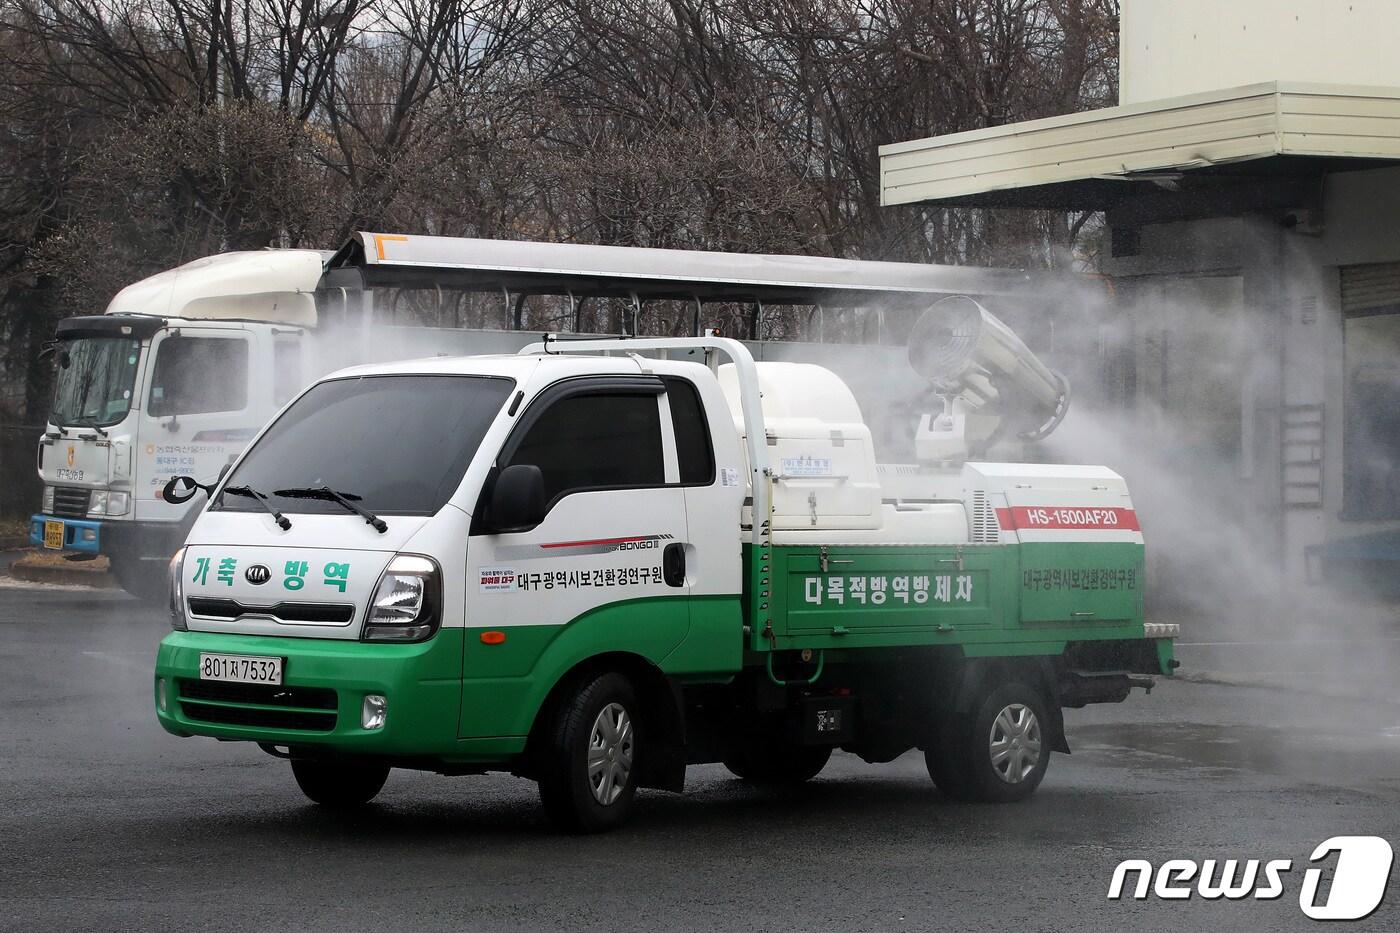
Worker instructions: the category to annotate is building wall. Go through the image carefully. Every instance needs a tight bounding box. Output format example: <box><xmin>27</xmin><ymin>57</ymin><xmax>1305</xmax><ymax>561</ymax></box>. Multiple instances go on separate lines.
<box><xmin>1121</xmin><ymin>0</ymin><xmax>1400</xmax><ymax>105</ymax></box>
<box><xmin>1102</xmin><ymin>165</ymin><xmax>1400</xmax><ymax>589</ymax></box>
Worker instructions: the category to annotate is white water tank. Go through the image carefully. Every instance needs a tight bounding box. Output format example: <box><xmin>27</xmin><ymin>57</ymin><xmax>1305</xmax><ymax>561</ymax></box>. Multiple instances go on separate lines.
<box><xmin>717</xmin><ymin>362</ymin><xmax>882</xmax><ymax>530</ymax></box>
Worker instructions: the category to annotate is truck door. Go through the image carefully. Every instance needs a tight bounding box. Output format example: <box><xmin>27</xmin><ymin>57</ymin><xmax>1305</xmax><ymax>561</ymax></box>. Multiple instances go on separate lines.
<box><xmin>136</xmin><ymin>328</ymin><xmax>255</xmax><ymax>524</ymax></box>
<box><xmin>465</xmin><ymin>376</ymin><xmax>692</xmax><ymax>667</ymax></box>
<box><xmin>660</xmin><ymin>374</ymin><xmax>744</xmax><ymax>668</ymax></box>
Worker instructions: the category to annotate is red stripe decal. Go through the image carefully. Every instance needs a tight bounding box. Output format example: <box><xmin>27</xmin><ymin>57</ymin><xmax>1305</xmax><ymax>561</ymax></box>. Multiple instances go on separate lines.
<box><xmin>996</xmin><ymin>506</ymin><xmax>1139</xmax><ymax>532</ymax></box>
<box><xmin>540</xmin><ymin>536</ymin><xmax>650</xmax><ymax>550</ymax></box>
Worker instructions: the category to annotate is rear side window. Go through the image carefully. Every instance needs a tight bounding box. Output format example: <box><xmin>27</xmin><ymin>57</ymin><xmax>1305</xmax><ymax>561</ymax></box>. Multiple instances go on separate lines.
<box><xmin>149</xmin><ymin>336</ymin><xmax>249</xmax><ymax>416</ymax></box>
<box><xmin>664</xmin><ymin>377</ymin><xmax>715</xmax><ymax>485</ymax></box>
<box><xmin>272</xmin><ymin>337</ymin><xmax>303</xmax><ymax>406</ymax></box>
<box><xmin>508</xmin><ymin>393</ymin><xmax>663</xmax><ymax>502</ymax></box>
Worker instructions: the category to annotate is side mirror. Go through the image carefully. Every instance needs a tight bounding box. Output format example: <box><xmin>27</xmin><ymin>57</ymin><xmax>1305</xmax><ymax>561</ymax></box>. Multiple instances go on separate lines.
<box><xmin>162</xmin><ymin>475</ymin><xmax>214</xmax><ymax>505</ymax></box>
<box><xmin>218</xmin><ymin>462</ymin><xmax>233</xmax><ymax>483</ymax></box>
<box><xmin>489</xmin><ymin>464</ymin><xmax>546</xmax><ymax>533</ymax></box>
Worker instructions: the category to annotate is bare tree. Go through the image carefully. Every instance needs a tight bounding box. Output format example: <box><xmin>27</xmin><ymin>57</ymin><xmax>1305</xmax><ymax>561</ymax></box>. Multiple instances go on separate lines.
<box><xmin>0</xmin><ymin>0</ymin><xmax>1121</xmax><ymax>428</ymax></box>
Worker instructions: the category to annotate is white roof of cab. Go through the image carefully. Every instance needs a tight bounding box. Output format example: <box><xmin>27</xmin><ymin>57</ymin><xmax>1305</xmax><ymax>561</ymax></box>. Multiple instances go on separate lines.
<box><xmin>320</xmin><ymin>349</ymin><xmax>692</xmax><ymax>385</ymax></box>
<box><xmin>106</xmin><ymin>249</ymin><xmax>328</xmax><ymax>326</ymax></box>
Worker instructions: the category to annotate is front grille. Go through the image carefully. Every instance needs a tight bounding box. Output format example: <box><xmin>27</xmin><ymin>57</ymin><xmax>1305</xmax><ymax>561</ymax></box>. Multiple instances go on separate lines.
<box><xmin>181</xmin><ymin>703</ymin><xmax>337</xmax><ymax>731</ymax></box>
<box><xmin>176</xmin><ymin>678</ymin><xmax>338</xmax><ymax>732</ymax></box>
<box><xmin>51</xmin><ymin>486</ymin><xmax>89</xmax><ymax>518</ymax></box>
<box><xmin>187</xmin><ymin>597</ymin><xmax>355</xmax><ymax>626</ymax></box>
<box><xmin>177</xmin><ymin>678</ymin><xmax>337</xmax><ymax>709</ymax></box>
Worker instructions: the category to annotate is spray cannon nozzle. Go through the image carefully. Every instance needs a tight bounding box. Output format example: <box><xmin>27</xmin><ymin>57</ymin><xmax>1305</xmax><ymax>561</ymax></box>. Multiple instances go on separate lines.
<box><xmin>907</xmin><ymin>295</ymin><xmax>1071</xmax><ymax>459</ymax></box>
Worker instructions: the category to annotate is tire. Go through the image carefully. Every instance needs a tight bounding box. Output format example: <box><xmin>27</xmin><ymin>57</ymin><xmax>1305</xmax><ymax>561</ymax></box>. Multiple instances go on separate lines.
<box><xmin>291</xmin><ymin>758</ymin><xmax>390</xmax><ymax>808</ymax></box>
<box><xmin>925</xmin><ymin>681</ymin><xmax>1050</xmax><ymax>803</ymax></box>
<box><xmin>722</xmin><ymin>738</ymin><xmax>832</xmax><ymax>784</ymax></box>
<box><xmin>110</xmin><ymin>552</ymin><xmax>168</xmax><ymax>604</ymax></box>
<box><xmin>536</xmin><ymin>672</ymin><xmax>641</xmax><ymax>833</ymax></box>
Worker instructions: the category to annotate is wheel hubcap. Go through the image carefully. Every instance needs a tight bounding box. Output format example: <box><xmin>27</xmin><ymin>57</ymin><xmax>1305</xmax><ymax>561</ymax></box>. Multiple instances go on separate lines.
<box><xmin>587</xmin><ymin>702</ymin><xmax>634</xmax><ymax>805</ymax></box>
<box><xmin>989</xmin><ymin>703</ymin><xmax>1042</xmax><ymax>784</ymax></box>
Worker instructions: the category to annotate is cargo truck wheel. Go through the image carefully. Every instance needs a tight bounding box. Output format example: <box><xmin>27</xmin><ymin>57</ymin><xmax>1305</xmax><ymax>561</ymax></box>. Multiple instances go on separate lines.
<box><xmin>291</xmin><ymin>758</ymin><xmax>390</xmax><ymax>808</ymax></box>
<box><xmin>537</xmin><ymin>672</ymin><xmax>640</xmax><ymax>833</ymax></box>
<box><xmin>722</xmin><ymin>739</ymin><xmax>831</xmax><ymax>784</ymax></box>
<box><xmin>926</xmin><ymin>682</ymin><xmax>1049</xmax><ymax>803</ymax></box>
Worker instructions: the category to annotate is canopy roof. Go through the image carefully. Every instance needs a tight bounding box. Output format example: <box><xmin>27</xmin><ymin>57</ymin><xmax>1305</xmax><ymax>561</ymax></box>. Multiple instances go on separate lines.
<box><xmin>880</xmin><ymin>82</ymin><xmax>1400</xmax><ymax>212</ymax></box>
<box><xmin>328</xmin><ymin>232</ymin><xmax>1040</xmax><ymax>306</ymax></box>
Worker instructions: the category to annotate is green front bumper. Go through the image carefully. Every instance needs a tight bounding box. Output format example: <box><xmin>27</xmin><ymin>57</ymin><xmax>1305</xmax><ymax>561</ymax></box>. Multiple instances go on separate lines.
<box><xmin>154</xmin><ymin>630</ymin><xmax>525</xmax><ymax>762</ymax></box>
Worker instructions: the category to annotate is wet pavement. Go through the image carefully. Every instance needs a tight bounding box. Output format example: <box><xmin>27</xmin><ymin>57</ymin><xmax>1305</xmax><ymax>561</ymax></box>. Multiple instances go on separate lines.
<box><xmin>2</xmin><ymin>580</ymin><xmax>1399</xmax><ymax>931</ymax></box>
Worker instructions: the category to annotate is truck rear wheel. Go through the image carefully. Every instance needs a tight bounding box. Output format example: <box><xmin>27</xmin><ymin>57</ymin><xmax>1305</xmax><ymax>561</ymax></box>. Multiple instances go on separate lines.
<box><xmin>926</xmin><ymin>682</ymin><xmax>1049</xmax><ymax>803</ymax></box>
<box><xmin>722</xmin><ymin>739</ymin><xmax>832</xmax><ymax>784</ymax></box>
<box><xmin>537</xmin><ymin>672</ymin><xmax>640</xmax><ymax>833</ymax></box>
<box><xmin>291</xmin><ymin>758</ymin><xmax>390</xmax><ymax>808</ymax></box>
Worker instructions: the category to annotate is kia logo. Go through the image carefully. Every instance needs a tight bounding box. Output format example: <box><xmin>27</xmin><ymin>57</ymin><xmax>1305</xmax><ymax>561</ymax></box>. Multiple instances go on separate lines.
<box><xmin>245</xmin><ymin>564</ymin><xmax>271</xmax><ymax>585</ymax></box>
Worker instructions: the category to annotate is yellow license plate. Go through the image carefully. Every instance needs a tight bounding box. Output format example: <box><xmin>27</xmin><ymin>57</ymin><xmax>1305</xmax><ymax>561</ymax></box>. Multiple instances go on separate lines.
<box><xmin>43</xmin><ymin>520</ymin><xmax>64</xmax><ymax>550</ymax></box>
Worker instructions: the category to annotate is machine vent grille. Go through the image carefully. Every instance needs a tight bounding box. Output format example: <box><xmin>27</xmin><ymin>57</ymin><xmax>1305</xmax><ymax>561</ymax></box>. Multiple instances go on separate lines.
<box><xmin>970</xmin><ymin>491</ymin><xmax>998</xmax><ymax>543</ymax></box>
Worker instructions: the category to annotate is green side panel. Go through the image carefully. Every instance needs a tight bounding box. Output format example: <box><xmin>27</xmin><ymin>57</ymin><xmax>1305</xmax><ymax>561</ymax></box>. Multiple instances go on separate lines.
<box><xmin>660</xmin><ymin>595</ymin><xmax>744</xmax><ymax>680</ymax></box>
<box><xmin>752</xmin><ymin>540</ymin><xmax>1148</xmax><ymax>656</ymax></box>
<box><xmin>456</xmin><ymin>594</ymin><xmax>705</xmax><ymax>741</ymax></box>
<box><xmin>775</xmin><ymin>545</ymin><xmax>1012</xmax><ymax>636</ymax></box>
<box><xmin>1017</xmin><ymin>541</ymin><xmax>1145</xmax><ymax>623</ymax></box>
<box><xmin>155</xmin><ymin>629</ymin><xmax>478</xmax><ymax>757</ymax></box>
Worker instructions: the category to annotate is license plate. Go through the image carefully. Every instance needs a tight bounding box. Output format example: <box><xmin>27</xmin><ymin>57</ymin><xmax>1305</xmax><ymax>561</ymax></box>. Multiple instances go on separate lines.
<box><xmin>198</xmin><ymin>653</ymin><xmax>283</xmax><ymax>685</ymax></box>
<box><xmin>43</xmin><ymin>520</ymin><xmax>64</xmax><ymax>550</ymax></box>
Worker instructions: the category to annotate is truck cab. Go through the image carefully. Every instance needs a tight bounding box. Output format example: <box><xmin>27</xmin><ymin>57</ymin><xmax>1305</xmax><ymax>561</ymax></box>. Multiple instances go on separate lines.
<box><xmin>31</xmin><ymin>251</ymin><xmax>322</xmax><ymax>598</ymax></box>
<box><xmin>154</xmin><ymin>334</ymin><xmax>1177</xmax><ymax>832</ymax></box>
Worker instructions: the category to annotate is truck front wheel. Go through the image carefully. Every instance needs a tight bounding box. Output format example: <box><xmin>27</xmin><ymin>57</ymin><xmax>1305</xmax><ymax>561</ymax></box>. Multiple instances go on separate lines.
<box><xmin>926</xmin><ymin>682</ymin><xmax>1050</xmax><ymax>803</ymax></box>
<box><xmin>537</xmin><ymin>672</ymin><xmax>640</xmax><ymax>833</ymax></box>
<box><xmin>722</xmin><ymin>739</ymin><xmax>832</xmax><ymax>784</ymax></box>
<box><xmin>290</xmin><ymin>758</ymin><xmax>390</xmax><ymax>808</ymax></box>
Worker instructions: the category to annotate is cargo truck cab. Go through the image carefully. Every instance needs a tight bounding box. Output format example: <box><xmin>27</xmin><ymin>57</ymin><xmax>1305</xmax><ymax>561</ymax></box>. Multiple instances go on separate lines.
<box><xmin>31</xmin><ymin>250</ymin><xmax>322</xmax><ymax>598</ymax></box>
<box><xmin>155</xmin><ymin>330</ymin><xmax>1177</xmax><ymax>833</ymax></box>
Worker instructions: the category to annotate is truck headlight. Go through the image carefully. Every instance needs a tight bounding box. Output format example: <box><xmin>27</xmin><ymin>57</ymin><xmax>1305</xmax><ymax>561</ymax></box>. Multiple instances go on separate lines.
<box><xmin>168</xmin><ymin>546</ymin><xmax>187</xmax><ymax>631</ymax></box>
<box><xmin>90</xmin><ymin>491</ymin><xmax>129</xmax><ymax>516</ymax></box>
<box><xmin>362</xmin><ymin>554</ymin><xmax>441</xmax><ymax>642</ymax></box>
<box><xmin>42</xmin><ymin>486</ymin><xmax>54</xmax><ymax>513</ymax></box>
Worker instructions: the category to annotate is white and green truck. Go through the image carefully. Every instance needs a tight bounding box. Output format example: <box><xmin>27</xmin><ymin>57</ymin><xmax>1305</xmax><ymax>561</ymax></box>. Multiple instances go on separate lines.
<box><xmin>153</xmin><ymin>297</ymin><xmax>1177</xmax><ymax>832</ymax></box>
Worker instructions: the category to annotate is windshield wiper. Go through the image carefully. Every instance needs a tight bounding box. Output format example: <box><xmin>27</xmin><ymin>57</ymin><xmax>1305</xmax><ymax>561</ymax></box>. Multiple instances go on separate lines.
<box><xmin>275</xmin><ymin>486</ymin><xmax>387</xmax><ymax>533</ymax></box>
<box><xmin>222</xmin><ymin>484</ymin><xmax>292</xmax><ymax>530</ymax></box>
<box><xmin>61</xmin><ymin>417</ymin><xmax>108</xmax><ymax>438</ymax></box>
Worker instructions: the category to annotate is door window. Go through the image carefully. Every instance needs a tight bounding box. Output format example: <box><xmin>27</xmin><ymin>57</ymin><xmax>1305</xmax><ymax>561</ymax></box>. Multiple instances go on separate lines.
<box><xmin>148</xmin><ymin>335</ymin><xmax>249</xmax><ymax>416</ymax></box>
<box><xmin>663</xmin><ymin>377</ymin><xmax>714</xmax><ymax>485</ymax></box>
<box><xmin>507</xmin><ymin>392</ymin><xmax>664</xmax><ymax>504</ymax></box>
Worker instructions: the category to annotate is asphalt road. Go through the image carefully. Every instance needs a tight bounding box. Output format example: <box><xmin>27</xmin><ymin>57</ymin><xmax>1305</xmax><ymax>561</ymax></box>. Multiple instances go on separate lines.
<box><xmin>3</xmin><ymin>579</ymin><xmax>1400</xmax><ymax>932</ymax></box>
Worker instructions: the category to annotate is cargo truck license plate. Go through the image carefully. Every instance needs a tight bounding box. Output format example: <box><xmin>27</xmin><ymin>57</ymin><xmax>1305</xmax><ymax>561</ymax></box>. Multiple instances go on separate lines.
<box><xmin>42</xmin><ymin>520</ymin><xmax>63</xmax><ymax>550</ymax></box>
<box><xmin>198</xmin><ymin>653</ymin><xmax>283</xmax><ymax>685</ymax></box>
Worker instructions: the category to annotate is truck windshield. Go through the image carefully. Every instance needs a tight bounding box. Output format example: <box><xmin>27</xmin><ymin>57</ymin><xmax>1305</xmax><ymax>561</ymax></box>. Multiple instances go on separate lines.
<box><xmin>215</xmin><ymin>374</ymin><xmax>514</xmax><ymax>517</ymax></box>
<box><xmin>50</xmin><ymin>336</ymin><xmax>142</xmax><ymax>427</ymax></box>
